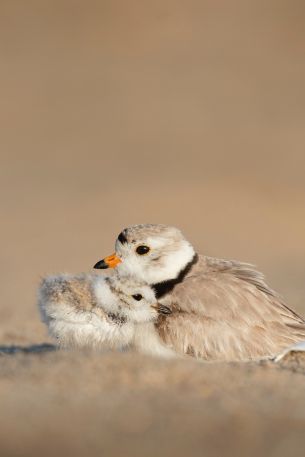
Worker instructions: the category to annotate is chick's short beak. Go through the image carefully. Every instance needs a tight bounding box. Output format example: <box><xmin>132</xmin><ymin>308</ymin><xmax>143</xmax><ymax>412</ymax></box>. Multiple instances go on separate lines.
<box><xmin>94</xmin><ymin>253</ymin><xmax>122</xmax><ymax>269</ymax></box>
<box><xmin>155</xmin><ymin>304</ymin><xmax>172</xmax><ymax>315</ymax></box>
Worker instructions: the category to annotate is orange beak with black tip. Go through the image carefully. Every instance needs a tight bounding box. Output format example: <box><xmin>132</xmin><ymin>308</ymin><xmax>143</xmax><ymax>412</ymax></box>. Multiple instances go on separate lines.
<box><xmin>94</xmin><ymin>253</ymin><xmax>122</xmax><ymax>269</ymax></box>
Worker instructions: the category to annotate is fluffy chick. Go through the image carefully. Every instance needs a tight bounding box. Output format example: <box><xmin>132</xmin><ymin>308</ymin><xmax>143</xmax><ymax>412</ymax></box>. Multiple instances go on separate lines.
<box><xmin>38</xmin><ymin>273</ymin><xmax>174</xmax><ymax>357</ymax></box>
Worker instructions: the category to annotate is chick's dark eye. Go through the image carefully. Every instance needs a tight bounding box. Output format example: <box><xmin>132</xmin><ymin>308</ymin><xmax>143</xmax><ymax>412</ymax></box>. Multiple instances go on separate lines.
<box><xmin>132</xmin><ymin>294</ymin><xmax>143</xmax><ymax>301</ymax></box>
<box><xmin>136</xmin><ymin>245</ymin><xmax>150</xmax><ymax>255</ymax></box>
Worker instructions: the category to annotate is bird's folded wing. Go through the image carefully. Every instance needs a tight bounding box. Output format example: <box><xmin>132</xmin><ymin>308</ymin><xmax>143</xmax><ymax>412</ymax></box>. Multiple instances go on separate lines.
<box><xmin>156</xmin><ymin>259</ymin><xmax>305</xmax><ymax>360</ymax></box>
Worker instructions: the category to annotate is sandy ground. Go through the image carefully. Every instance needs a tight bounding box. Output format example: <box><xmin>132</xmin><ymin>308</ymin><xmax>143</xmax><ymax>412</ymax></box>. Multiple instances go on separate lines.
<box><xmin>1</xmin><ymin>1</ymin><xmax>305</xmax><ymax>455</ymax></box>
<box><xmin>1</xmin><ymin>350</ymin><xmax>305</xmax><ymax>457</ymax></box>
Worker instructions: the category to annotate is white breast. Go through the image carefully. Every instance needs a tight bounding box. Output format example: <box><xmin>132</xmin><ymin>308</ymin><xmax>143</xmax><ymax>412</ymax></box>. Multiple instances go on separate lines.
<box><xmin>132</xmin><ymin>322</ymin><xmax>177</xmax><ymax>358</ymax></box>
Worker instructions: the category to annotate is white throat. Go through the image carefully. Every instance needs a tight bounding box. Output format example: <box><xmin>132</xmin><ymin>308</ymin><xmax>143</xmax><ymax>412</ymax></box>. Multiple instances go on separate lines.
<box><xmin>117</xmin><ymin>242</ymin><xmax>195</xmax><ymax>284</ymax></box>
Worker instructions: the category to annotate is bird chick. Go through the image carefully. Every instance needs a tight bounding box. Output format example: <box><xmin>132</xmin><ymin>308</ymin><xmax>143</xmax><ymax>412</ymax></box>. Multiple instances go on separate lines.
<box><xmin>38</xmin><ymin>273</ymin><xmax>175</xmax><ymax>357</ymax></box>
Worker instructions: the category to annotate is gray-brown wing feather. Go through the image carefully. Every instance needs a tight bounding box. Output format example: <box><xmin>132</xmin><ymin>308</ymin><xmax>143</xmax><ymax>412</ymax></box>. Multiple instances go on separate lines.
<box><xmin>156</xmin><ymin>256</ymin><xmax>305</xmax><ymax>361</ymax></box>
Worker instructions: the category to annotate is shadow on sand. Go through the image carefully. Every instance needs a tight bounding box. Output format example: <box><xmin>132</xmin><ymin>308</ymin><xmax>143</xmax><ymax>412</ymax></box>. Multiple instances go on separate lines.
<box><xmin>0</xmin><ymin>343</ymin><xmax>57</xmax><ymax>355</ymax></box>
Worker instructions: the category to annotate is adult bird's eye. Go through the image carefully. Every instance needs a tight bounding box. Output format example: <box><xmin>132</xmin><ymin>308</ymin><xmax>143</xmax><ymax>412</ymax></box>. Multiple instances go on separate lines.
<box><xmin>136</xmin><ymin>245</ymin><xmax>150</xmax><ymax>255</ymax></box>
<box><xmin>132</xmin><ymin>294</ymin><xmax>143</xmax><ymax>301</ymax></box>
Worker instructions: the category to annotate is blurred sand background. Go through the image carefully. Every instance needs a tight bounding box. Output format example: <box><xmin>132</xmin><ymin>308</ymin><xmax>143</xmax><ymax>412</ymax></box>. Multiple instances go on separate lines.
<box><xmin>1</xmin><ymin>1</ymin><xmax>305</xmax><ymax>456</ymax></box>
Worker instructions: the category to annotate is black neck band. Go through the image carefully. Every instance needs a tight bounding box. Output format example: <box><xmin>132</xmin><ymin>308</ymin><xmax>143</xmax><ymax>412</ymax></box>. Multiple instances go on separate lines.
<box><xmin>152</xmin><ymin>253</ymin><xmax>198</xmax><ymax>299</ymax></box>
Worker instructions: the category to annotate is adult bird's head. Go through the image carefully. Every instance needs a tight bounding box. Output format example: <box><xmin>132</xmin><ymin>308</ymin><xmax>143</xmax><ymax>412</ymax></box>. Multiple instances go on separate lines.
<box><xmin>93</xmin><ymin>224</ymin><xmax>195</xmax><ymax>284</ymax></box>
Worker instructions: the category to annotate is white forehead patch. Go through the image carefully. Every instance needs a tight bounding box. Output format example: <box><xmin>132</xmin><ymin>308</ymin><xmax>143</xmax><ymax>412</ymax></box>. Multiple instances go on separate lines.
<box><xmin>145</xmin><ymin>236</ymin><xmax>170</xmax><ymax>249</ymax></box>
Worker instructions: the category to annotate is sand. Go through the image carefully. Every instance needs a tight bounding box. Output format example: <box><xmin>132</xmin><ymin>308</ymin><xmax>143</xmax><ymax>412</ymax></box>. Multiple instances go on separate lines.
<box><xmin>0</xmin><ymin>350</ymin><xmax>305</xmax><ymax>457</ymax></box>
<box><xmin>1</xmin><ymin>1</ymin><xmax>305</xmax><ymax>455</ymax></box>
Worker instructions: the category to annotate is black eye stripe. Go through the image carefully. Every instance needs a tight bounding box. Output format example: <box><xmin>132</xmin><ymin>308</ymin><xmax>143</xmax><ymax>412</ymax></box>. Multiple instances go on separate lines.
<box><xmin>118</xmin><ymin>231</ymin><xmax>128</xmax><ymax>244</ymax></box>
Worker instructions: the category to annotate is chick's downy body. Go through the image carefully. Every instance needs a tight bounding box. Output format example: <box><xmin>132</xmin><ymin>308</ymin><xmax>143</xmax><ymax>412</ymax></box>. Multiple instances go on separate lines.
<box><xmin>38</xmin><ymin>273</ymin><xmax>173</xmax><ymax>357</ymax></box>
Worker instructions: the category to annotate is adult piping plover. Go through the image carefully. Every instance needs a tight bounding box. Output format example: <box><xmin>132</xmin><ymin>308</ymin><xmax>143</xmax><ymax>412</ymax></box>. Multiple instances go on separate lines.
<box><xmin>38</xmin><ymin>273</ymin><xmax>174</xmax><ymax>357</ymax></box>
<box><xmin>94</xmin><ymin>224</ymin><xmax>305</xmax><ymax>361</ymax></box>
